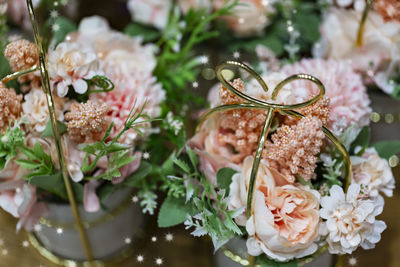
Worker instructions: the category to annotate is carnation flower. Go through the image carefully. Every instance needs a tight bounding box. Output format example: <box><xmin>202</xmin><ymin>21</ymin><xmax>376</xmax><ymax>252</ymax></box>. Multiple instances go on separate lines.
<box><xmin>0</xmin><ymin>83</ymin><xmax>23</xmax><ymax>133</ymax></box>
<box><xmin>70</xmin><ymin>16</ymin><xmax>165</xmax><ymax>145</ymax></box>
<box><xmin>282</xmin><ymin>59</ymin><xmax>372</xmax><ymax>131</ymax></box>
<box><xmin>319</xmin><ymin>184</ymin><xmax>387</xmax><ymax>254</ymax></box>
<box><xmin>48</xmin><ymin>42</ymin><xmax>102</xmax><ymax>97</ymax></box>
<box><xmin>352</xmin><ymin>148</ymin><xmax>395</xmax><ymax>198</ymax></box>
<box><xmin>22</xmin><ymin>88</ymin><xmax>65</xmax><ymax>134</ymax></box>
<box><xmin>229</xmin><ymin>156</ymin><xmax>321</xmax><ymax>261</ymax></box>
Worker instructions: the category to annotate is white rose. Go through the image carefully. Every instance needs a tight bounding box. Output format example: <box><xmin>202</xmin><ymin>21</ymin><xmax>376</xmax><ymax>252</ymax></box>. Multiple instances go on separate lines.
<box><xmin>351</xmin><ymin>148</ymin><xmax>395</xmax><ymax>198</ymax></box>
<box><xmin>317</xmin><ymin>8</ymin><xmax>400</xmax><ymax>73</ymax></box>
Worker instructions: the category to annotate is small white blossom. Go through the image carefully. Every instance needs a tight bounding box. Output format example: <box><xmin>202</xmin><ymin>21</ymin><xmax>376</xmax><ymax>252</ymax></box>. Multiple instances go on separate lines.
<box><xmin>166</xmin><ymin>112</ymin><xmax>183</xmax><ymax>135</ymax></box>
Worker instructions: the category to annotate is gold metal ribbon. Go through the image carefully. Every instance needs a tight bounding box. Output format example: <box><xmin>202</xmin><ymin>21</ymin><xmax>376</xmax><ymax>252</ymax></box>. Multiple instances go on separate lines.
<box><xmin>196</xmin><ymin>61</ymin><xmax>352</xmax><ymax>266</ymax></box>
<box><xmin>25</xmin><ymin>0</ymin><xmax>94</xmax><ymax>263</ymax></box>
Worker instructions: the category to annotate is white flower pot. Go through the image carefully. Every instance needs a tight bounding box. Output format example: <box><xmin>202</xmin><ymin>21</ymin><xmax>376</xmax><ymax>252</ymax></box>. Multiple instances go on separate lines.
<box><xmin>31</xmin><ymin>188</ymin><xmax>144</xmax><ymax>262</ymax></box>
<box><xmin>214</xmin><ymin>237</ymin><xmax>333</xmax><ymax>267</ymax></box>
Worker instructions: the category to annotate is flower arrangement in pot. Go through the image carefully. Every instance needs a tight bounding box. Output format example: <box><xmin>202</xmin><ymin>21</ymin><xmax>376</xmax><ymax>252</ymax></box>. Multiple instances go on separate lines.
<box><xmin>157</xmin><ymin>59</ymin><xmax>397</xmax><ymax>267</ymax></box>
<box><xmin>0</xmin><ymin>0</ymin><xmax>168</xmax><ymax>264</ymax></box>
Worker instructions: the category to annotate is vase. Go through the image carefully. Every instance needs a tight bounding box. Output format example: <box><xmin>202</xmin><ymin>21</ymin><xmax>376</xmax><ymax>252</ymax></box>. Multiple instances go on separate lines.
<box><xmin>214</xmin><ymin>237</ymin><xmax>334</xmax><ymax>267</ymax></box>
<box><xmin>29</xmin><ymin>187</ymin><xmax>144</xmax><ymax>264</ymax></box>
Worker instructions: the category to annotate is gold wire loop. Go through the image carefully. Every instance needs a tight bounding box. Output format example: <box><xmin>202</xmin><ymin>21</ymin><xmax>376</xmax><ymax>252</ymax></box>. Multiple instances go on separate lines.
<box><xmin>196</xmin><ymin>61</ymin><xmax>353</xmax><ymax>266</ymax></box>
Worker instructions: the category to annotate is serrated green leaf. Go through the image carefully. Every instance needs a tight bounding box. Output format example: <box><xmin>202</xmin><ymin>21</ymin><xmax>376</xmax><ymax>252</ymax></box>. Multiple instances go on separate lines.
<box><xmin>174</xmin><ymin>158</ymin><xmax>191</xmax><ymax>173</ymax></box>
<box><xmin>158</xmin><ymin>196</ymin><xmax>196</xmax><ymax>228</ymax></box>
<box><xmin>217</xmin><ymin>168</ymin><xmax>236</xmax><ymax>195</ymax></box>
<box><xmin>41</xmin><ymin>120</ymin><xmax>68</xmax><ymax>138</ymax></box>
<box><xmin>372</xmin><ymin>140</ymin><xmax>400</xmax><ymax>159</ymax></box>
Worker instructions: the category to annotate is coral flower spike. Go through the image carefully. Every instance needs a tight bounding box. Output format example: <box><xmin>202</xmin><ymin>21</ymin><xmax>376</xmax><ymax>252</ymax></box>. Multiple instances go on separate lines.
<box><xmin>196</xmin><ymin>61</ymin><xmax>353</xmax><ymax>267</ymax></box>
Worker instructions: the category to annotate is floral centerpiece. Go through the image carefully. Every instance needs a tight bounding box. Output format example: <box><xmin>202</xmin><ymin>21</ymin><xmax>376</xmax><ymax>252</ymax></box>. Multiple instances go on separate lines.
<box><xmin>157</xmin><ymin>58</ymin><xmax>397</xmax><ymax>266</ymax></box>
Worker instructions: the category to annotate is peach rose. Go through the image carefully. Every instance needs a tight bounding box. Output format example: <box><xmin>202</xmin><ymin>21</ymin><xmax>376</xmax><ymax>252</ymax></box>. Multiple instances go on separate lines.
<box><xmin>229</xmin><ymin>156</ymin><xmax>321</xmax><ymax>261</ymax></box>
<box><xmin>188</xmin><ymin>115</ymin><xmax>241</xmax><ymax>184</ymax></box>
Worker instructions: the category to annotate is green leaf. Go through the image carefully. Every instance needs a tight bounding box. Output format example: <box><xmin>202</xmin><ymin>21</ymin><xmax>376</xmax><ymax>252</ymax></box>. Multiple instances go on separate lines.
<box><xmin>124</xmin><ymin>23</ymin><xmax>161</xmax><ymax>42</ymax></box>
<box><xmin>372</xmin><ymin>141</ymin><xmax>400</xmax><ymax>159</ymax></box>
<box><xmin>174</xmin><ymin>158</ymin><xmax>191</xmax><ymax>173</ymax></box>
<box><xmin>15</xmin><ymin>159</ymin><xmax>39</xmax><ymax>170</ymax></box>
<box><xmin>51</xmin><ymin>17</ymin><xmax>77</xmax><ymax>46</ymax></box>
<box><xmin>123</xmin><ymin>161</ymin><xmax>152</xmax><ymax>187</ymax></box>
<box><xmin>72</xmin><ymin>182</ymin><xmax>84</xmax><ymax>204</ymax></box>
<box><xmin>42</xmin><ymin>120</ymin><xmax>68</xmax><ymax>138</ymax></box>
<box><xmin>158</xmin><ymin>196</ymin><xmax>195</xmax><ymax>228</ymax></box>
<box><xmin>0</xmin><ymin>158</ymin><xmax>6</xmax><ymax>170</ymax></box>
<box><xmin>29</xmin><ymin>173</ymin><xmax>67</xmax><ymax>200</ymax></box>
<box><xmin>186</xmin><ymin>146</ymin><xmax>198</xmax><ymax>168</ymax></box>
<box><xmin>217</xmin><ymin>168</ymin><xmax>236</xmax><ymax>195</ymax></box>
<box><xmin>350</xmin><ymin>126</ymin><xmax>370</xmax><ymax>154</ymax></box>
<box><xmin>97</xmin><ymin>183</ymin><xmax>117</xmax><ymax>203</ymax></box>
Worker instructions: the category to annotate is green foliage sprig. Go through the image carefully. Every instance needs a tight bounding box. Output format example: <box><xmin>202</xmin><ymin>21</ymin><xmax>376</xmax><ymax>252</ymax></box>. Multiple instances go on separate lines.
<box><xmin>80</xmin><ymin>100</ymin><xmax>156</xmax><ymax>180</ymax></box>
<box><xmin>158</xmin><ymin>145</ymin><xmax>243</xmax><ymax>250</ymax></box>
<box><xmin>0</xmin><ymin>119</ymin><xmax>26</xmax><ymax>169</ymax></box>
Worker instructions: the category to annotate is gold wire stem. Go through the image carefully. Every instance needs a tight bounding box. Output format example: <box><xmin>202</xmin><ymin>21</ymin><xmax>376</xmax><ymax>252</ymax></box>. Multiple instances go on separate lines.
<box><xmin>248</xmin><ymin>255</ymin><xmax>255</xmax><ymax>267</ymax></box>
<box><xmin>246</xmin><ymin>108</ymin><xmax>274</xmax><ymax>218</ymax></box>
<box><xmin>335</xmin><ymin>255</ymin><xmax>344</xmax><ymax>267</ymax></box>
<box><xmin>26</xmin><ymin>0</ymin><xmax>94</xmax><ymax>264</ymax></box>
<box><xmin>1</xmin><ymin>65</ymin><xmax>38</xmax><ymax>83</ymax></box>
<box><xmin>356</xmin><ymin>0</ymin><xmax>374</xmax><ymax>47</ymax></box>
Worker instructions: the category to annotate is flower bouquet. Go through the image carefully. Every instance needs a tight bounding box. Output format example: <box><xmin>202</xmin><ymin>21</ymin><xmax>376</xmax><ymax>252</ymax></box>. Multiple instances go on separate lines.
<box><xmin>0</xmin><ymin>0</ymin><xmax>168</xmax><ymax>263</ymax></box>
<box><xmin>157</xmin><ymin>57</ymin><xmax>397</xmax><ymax>266</ymax></box>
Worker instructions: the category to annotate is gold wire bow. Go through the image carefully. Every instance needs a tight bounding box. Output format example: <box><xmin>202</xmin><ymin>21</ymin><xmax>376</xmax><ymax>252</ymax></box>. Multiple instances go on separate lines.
<box><xmin>196</xmin><ymin>61</ymin><xmax>352</xmax><ymax>266</ymax></box>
